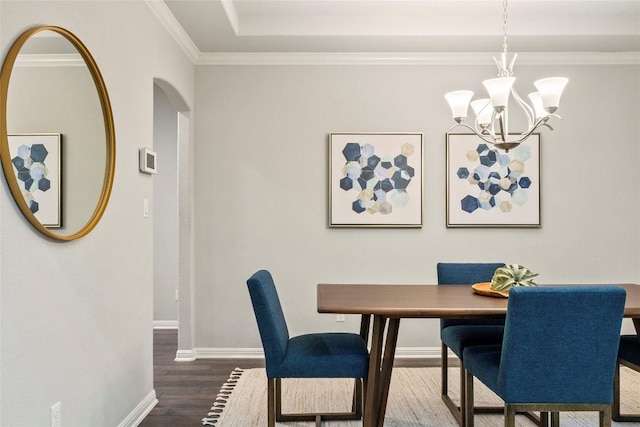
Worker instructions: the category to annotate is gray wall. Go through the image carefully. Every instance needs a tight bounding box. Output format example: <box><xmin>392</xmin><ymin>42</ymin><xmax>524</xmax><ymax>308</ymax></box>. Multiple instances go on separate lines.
<box><xmin>193</xmin><ymin>63</ymin><xmax>640</xmax><ymax>351</ymax></box>
<box><xmin>0</xmin><ymin>1</ymin><xmax>194</xmax><ymax>425</ymax></box>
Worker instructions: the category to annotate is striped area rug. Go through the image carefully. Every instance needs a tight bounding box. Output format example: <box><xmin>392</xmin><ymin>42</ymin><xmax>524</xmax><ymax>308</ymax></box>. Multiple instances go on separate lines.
<box><xmin>203</xmin><ymin>367</ymin><xmax>640</xmax><ymax>426</ymax></box>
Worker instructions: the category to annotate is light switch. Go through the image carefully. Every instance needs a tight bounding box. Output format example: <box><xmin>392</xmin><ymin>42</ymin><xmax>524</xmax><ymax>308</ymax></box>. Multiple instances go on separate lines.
<box><xmin>143</xmin><ymin>198</ymin><xmax>149</xmax><ymax>217</ymax></box>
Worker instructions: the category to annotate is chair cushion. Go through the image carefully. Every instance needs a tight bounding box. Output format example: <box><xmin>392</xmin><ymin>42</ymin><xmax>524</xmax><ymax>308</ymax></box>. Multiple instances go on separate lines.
<box><xmin>441</xmin><ymin>325</ymin><xmax>505</xmax><ymax>358</ymax></box>
<box><xmin>619</xmin><ymin>335</ymin><xmax>640</xmax><ymax>367</ymax></box>
<box><xmin>269</xmin><ymin>333</ymin><xmax>369</xmax><ymax>379</ymax></box>
<box><xmin>462</xmin><ymin>345</ymin><xmax>502</xmax><ymax>391</ymax></box>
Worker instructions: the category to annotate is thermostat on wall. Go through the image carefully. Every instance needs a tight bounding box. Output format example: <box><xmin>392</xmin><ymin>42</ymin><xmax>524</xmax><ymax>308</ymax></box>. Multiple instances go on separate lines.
<box><xmin>139</xmin><ymin>147</ymin><xmax>157</xmax><ymax>174</ymax></box>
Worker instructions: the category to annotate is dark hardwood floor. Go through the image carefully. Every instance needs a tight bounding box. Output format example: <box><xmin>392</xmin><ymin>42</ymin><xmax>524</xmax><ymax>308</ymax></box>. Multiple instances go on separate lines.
<box><xmin>140</xmin><ymin>329</ymin><xmax>265</xmax><ymax>426</ymax></box>
<box><xmin>140</xmin><ymin>329</ymin><xmax>437</xmax><ymax>426</ymax></box>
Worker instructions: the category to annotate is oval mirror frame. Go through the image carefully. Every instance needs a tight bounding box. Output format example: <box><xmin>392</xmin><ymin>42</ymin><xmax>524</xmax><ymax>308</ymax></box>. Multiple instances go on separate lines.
<box><xmin>0</xmin><ymin>26</ymin><xmax>115</xmax><ymax>241</ymax></box>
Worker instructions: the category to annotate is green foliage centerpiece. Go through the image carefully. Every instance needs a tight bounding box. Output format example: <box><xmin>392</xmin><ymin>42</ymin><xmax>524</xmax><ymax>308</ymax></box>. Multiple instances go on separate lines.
<box><xmin>490</xmin><ymin>264</ymin><xmax>539</xmax><ymax>292</ymax></box>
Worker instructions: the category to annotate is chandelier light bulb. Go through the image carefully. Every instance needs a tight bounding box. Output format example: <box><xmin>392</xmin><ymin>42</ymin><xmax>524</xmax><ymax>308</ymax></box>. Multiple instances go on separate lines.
<box><xmin>534</xmin><ymin>77</ymin><xmax>569</xmax><ymax>113</ymax></box>
<box><xmin>482</xmin><ymin>77</ymin><xmax>515</xmax><ymax>111</ymax></box>
<box><xmin>444</xmin><ymin>90</ymin><xmax>474</xmax><ymax>123</ymax></box>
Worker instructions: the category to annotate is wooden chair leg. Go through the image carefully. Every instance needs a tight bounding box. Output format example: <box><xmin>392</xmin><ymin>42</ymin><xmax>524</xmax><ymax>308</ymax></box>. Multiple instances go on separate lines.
<box><xmin>442</xmin><ymin>342</ymin><xmax>449</xmax><ymax>396</ymax></box>
<box><xmin>464</xmin><ymin>369</ymin><xmax>474</xmax><ymax>427</ymax></box>
<box><xmin>351</xmin><ymin>378</ymin><xmax>363</xmax><ymax>417</ymax></box>
<box><xmin>275</xmin><ymin>377</ymin><xmax>283</xmax><ymax>421</ymax></box>
<box><xmin>505</xmin><ymin>405</ymin><xmax>516</xmax><ymax>427</ymax></box>
<box><xmin>362</xmin><ymin>377</ymin><xmax>367</xmax><ymax>416</ymax></box>
<box><xmin>539</xmin><ymin>411</ymin><xmax>549</xmax><ymax>427</ymax></box>
<box><xmin>601</xmin><ymin>406</ymin><xmax>612</xmax><ymax>427</ymax></box>
<box><xmin>613</xmin><ymin>361</ymin><xmax>622</xmax><ymax>420</ymax></box>
<box><xmin>267</xmin><ymin>378</ymin><xmax>276</xmax><ymax>427</ymax></box>
<box><xmin>460</xmin><ymin>363</ymin><xmax>466</xmax><ymax>422</ymax></box>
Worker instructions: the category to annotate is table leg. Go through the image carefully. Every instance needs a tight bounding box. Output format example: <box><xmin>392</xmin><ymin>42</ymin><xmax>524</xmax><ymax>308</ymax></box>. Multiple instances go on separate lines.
<box><xmin>633</xmin><ymin>318</ymin><xmax>640</xmax><ymax>336</ymax></box>
<box><xmin>364</xmin><ymin>315</ymin><xmax>386</xmax><ymax>427</ymax></box>
<box><xmin>360</xmin><ymin>314</ymin><xmax>371</xmax><ymax>344</ymax></box>
<box><xmin>376</xmin><ymin>318</ymin><xmax>400</xmax><ymax>427</ymax></box>
<box><xmin>362</xmin><ymin>315</ymin><xmax>401</xmax><ymax>427</ymax></box>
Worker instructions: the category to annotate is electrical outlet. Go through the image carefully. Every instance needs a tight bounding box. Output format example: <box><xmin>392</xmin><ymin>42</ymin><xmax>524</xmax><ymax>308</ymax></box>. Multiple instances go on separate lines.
<box><xmin>51</xmin><ymin>402</ymin><xmax>61</xmax><ymax>427</ymax></box>
<box><xmin>336</xmin><ymin>314</ymin><xmax>346</xmax><ymax>322</ymax></box>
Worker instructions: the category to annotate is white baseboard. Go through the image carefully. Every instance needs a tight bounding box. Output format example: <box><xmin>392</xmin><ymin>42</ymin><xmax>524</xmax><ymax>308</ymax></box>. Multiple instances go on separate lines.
<box><xmin>191</xmin><ymin>347</ymin><xmax>441</xmax><ymax>359</ymax></box>
<box><xmin>117</xmin><ymin>390</ymin><xmax>157</xmax><ymax>427</ymax></box>
<box><xmin>175</xmin><ymin>349</ymin><xmax>197</xmax><ymax>362</ymax></box>
<box><xmin>153</xmin><ymin>320</ymin><xmax>178</xmax><ymax>329</ymax></box>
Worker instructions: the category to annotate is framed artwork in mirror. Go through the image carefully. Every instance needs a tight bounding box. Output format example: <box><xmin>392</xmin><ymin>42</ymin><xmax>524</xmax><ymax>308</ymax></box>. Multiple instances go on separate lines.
<box><xmin>8</xmin><ymin>133</ymin><xmax>62</xmax><ymax>227</ymax></box>
<box><xmin>446</xmin><ymin>133</ymin><xmax>540</xmax><ymax>228</ymax></box>
<box><xmin>329</xmin><ymin>132</ymin><xmax>423</xmax><ymax>228</ymax></box>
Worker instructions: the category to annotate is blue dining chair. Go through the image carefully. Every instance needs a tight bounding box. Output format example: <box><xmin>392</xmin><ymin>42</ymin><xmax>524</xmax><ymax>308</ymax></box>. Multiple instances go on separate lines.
<box><xmin>437</xmin><ymin>262</ymin><xmax>505</xmax><ymax>426</ymax></box>
<box><xmin>463</xmin><ymin>286</ymin><xmax>626</xmax><ymax>427</ymax></box>
<box><xmin>246</xmin><ymin>269</ymin><xmax>369</xmax><ymax>427</ymax></box>
<box><xmin>613</xmin><ymin>334</ymin><xmax>640</xmax><ymax>421</ymax></box>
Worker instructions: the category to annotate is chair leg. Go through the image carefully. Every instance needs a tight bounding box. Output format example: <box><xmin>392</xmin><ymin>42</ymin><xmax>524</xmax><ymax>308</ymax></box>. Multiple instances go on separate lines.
<box><xmin>442</xmin><ymin>342</ymin><xmax>449</xmax><ymax>396</ymax></box>
<box><xmin>539</xmin><ymin>412</ymin><xmax>549</xmax><ymax>427</ymax></box>
<box><xmin>351</xmin><ymin>378</ymin><xmax>363</xmax><ymax>417</ymax></box>
<box><xmin>601</xmin><ymin>406</ymin><xmax>612</xmax><ymax>427</ymax></box>
<box><xmin>267</xmin><ymin>378</ymin><xmax>276</xmax><ymax>427</ymax></box>
<box><xmin>275</xmin><ymin>377</ymin><xmax>283</xmax><ymax>421</ymax></box>
<box><xmin>442</xmin><ymin>343</ymin><xmax>465</xmax><ymax>427</ymax></box>
<box><xmin>505</xmin><ymin>405</ymin><xmax>516</xmax><ymax>427</ymax></box>
<box><xmin>464</xmin><ymin>369</ymin><xmax>474</xmax><ymax>427</ymax></box>
<box><xmin>551</xmin><ymin>412</ymin><xmax>560</xmax><ymax>427</ymax></box>
<box><xmin>613</xmin><ymin>361</ymin><xmax>621</xmax><ymax>420</ymax></box>
<box><xmin>459</xmin><ymin>363</ymin><xmax>466</xmax><ymax>422</ymax></box>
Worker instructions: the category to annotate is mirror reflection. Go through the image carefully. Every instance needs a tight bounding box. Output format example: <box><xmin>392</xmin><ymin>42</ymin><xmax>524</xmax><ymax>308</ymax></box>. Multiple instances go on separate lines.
<box><xmin>1</xmin><ymin>26</ymin><xmax>114</xmax><ymax>240</ymax></box>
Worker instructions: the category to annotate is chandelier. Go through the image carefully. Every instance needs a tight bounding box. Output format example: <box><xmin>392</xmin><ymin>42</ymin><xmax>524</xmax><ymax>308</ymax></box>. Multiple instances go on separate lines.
<box><xmin>444</xmin><ymin>0</ymin><xmax>568</xmax><ymax>151</ymax></box>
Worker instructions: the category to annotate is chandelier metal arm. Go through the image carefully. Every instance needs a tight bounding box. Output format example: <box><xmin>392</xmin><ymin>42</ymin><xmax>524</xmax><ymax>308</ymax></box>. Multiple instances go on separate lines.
<box><xmin>510</xmin><ymin>87</ymin><xmax>536</xmax><ymax>129</ymax></box>
<box><xmin>511</xmin><ymin>113</ymin><xmax>562</xmax><ymax>143</ymax></box>
<box><xmin>447</xmin><ymin>113</ymin><xmax>561</xmax><ymax>148</ymax></box>
<box><xmin>447</xmin><ymin>122</ymin><xmax>508</xmax><ymax>146</ymax></box>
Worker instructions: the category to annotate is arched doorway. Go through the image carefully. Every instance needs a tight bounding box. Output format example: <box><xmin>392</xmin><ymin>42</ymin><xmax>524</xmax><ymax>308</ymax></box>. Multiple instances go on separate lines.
<box><xmin>153</xmin><ymin>79</ymin><xmax>194</xmax><ymax>360</ymax></box>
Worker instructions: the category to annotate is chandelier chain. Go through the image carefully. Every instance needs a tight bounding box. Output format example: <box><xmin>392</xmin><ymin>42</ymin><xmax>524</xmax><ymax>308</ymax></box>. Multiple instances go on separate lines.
<box><xmin>502</xmin><ymin>0</ymin><xmax>509</xmax><ymax>54</ymax></box>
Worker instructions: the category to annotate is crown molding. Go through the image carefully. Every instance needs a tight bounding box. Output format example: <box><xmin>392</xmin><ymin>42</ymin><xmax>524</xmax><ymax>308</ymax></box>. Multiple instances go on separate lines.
<box><xmin>197</xmin><ymin>51</ymin><xmax>640</xmax><ymax>66</ymax></box>
<box><xmin>145</xmin><ymin>0</ymin><xmax>200</xmax><ymax>64</ymax></box>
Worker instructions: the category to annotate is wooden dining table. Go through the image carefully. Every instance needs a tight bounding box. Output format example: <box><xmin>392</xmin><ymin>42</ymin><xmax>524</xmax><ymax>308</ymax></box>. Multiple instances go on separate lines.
<box><xmin>317</xmin><ymin>283</ymin><xmax>640</xmax><ymax>427</ymax></box>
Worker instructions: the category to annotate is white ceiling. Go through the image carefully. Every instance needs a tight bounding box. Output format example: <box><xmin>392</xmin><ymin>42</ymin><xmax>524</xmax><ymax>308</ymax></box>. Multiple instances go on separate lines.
<box><xmin>160</xmin><ymin>0</ymin><xmax>640</xmax><ymax>56</ymax></box>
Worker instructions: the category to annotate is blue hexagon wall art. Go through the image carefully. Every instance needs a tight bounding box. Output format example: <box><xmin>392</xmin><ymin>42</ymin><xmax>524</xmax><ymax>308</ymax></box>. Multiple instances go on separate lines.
<box><xmin>446</xmin><ymin>133</ymin><xmax>540</xmax><ymax>227</ymax></box>
<box><xmin>7</xmin><ymin>134</ymin><xmax>63</xmax><ymax>227</ymax></box>
<box><xmin>330</xmin><ymin>133</ymin><xmax>423</xmax><ymax>227</ymax></box>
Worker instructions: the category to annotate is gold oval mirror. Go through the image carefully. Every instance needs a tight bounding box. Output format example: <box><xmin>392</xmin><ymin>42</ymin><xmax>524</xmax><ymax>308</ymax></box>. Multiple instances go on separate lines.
<box><xmin>0</xmin><ymin>26</ymin><xmax>115</xmax><ymax>241</ymax></box>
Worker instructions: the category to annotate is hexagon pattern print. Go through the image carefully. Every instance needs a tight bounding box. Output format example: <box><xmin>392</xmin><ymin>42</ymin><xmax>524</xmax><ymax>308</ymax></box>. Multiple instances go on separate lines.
<box><xmin>8</xmin><ymin>134</ymin><xmax>62</xmax><ymax>227</ymax></box>
<box><xmin>446</xmin><ymin>133</ymin><xmax>540</xmax><ymax>228</ymax></box>
<box><xmin>330</xmin><ymin>133</ymin><xmax>423</xmax><ymax>228</ymax></box>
